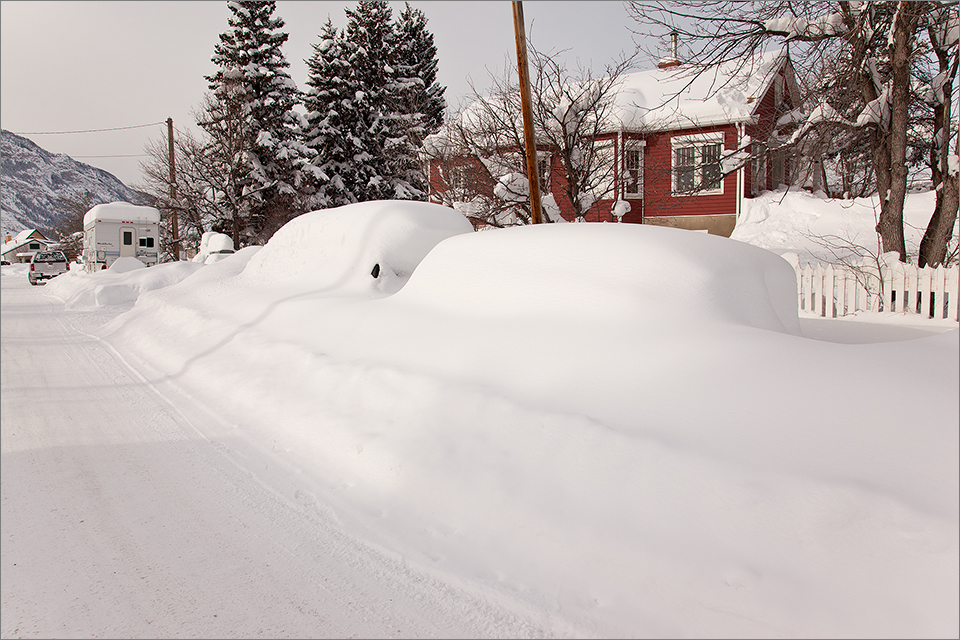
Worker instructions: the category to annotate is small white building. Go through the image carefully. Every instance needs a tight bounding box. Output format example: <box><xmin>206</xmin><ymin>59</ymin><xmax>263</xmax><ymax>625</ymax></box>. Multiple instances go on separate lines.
<box><xmin>82</xmin><ymin>202</ymin><xmax>160</xmax><ymax>272</ymax></box>
<box><xmin>1</xmin><ymin>229</ymin><xmax>55</xmax><ymax>264</ymax></box>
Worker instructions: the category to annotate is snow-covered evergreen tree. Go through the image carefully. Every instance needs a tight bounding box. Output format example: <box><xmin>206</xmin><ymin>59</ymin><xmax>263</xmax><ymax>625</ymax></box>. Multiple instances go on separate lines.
<box><xmin>393</xmin><ymin>3</ymin><xmax>446</xmax><ymax>138</ymax></box>
<box><xmin>202</xmin><ymin>0</ymin><xmax>307</xmax><ymax>244</ymax></box>
<box><xmin>302</xmin><ymin>19</ymin><xmax>363</xmax><ymax>208</ymax></box>
<box><xmin>390</xmin><ymin>3</ymin><xmax>447</xmax><ymax>198</ymax></box>
<box><xmin>343</xmin><ymin>0</ymin><xmax>441</xmax><ymax>202</ymax></box>
<box><xmin>342</xmin><ymin>0</ymin><xmax>404</xmax><ymax>201</ymax></box>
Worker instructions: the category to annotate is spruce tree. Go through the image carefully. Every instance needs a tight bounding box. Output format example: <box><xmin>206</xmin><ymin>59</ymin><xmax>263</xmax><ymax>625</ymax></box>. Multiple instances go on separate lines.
<box><xmin>202</xmin><ymin>0</ymin><xmax>307</xmax><ymax>244</ymax></box>
<box><xmin>302</xmin><ymin>19</ymin><xmax>362</xmax><ymax>208</ymax></box>
<box><xmin>393</xmin><ymin>3</ymin><xmax>446</xmax><ymax>140</ymax></box>
<box><xmin>388</xmin><ymin>3</ymin><xmax>446</xmax><ymax>199</ymax></box>
<box><xmin>342</xmin><ymin>0</ymin><xmax>403</xmax><ymax>201</ymax></box>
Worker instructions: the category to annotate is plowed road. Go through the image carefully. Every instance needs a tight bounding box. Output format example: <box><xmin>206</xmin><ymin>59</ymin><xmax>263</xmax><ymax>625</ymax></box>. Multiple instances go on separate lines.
<box><xmin>1</xmin><ymin>276</ymin><xmax>537</xmax><ymax>638</ymax></box>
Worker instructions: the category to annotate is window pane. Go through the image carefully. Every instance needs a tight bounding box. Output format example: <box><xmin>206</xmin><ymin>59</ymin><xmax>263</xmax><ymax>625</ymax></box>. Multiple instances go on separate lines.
<box><xmin>625</xmin><ymin>149</ymin><xmax>642</xmax><ymax>194</ymax></box>
<box><xmin>675</xmin><ymin>146</ymin><xmax>696</xmax><ymax>192</ymax></box>
<box><xmin>123</xmin><ymin>231</ymin><xmax>133</xmax><ymax>245</ymax></box>
<box><xmin>146</xmin><ymin>237</ymin><xmax>155</xmax><ymax>248</ymax></box>
<box><xmin>701</xmin><ymin>143</ymin><xmax>722</xmax><ymax>190</ymax></box>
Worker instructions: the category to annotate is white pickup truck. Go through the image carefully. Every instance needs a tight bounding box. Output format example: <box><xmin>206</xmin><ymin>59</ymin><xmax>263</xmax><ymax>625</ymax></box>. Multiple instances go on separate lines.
<box><xmin>28</xmin><ymin>250</ymin><xmax>69</xmax><ymax>285</ymax></box>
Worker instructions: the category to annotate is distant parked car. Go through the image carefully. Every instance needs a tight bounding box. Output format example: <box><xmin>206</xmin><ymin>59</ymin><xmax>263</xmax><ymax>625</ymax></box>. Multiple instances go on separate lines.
<box><xmin>1</xmin><ymin>260</ymin><xmax>10</xmax><ymax>266</ymax></box>
<box><xmin>28</xmin><ymin>250</ymin><xmax>68</xmax><ymax>285</ymax></box>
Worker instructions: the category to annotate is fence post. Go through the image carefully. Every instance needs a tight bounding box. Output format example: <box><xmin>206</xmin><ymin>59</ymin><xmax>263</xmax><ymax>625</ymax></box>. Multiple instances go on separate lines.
<box><xmin>814</xmin><ymin>263</ymin><xmax>825</xmax><ymax>316</ymax></box>
<box><xmin>824</xmin><ymin>263</ymin><xmax>836</xmax><ymax>317</ymax></box>
<box><xmin>949</xmin><ymin>266</ymin><xmax>959</xmax><ymax>321</ymax></box>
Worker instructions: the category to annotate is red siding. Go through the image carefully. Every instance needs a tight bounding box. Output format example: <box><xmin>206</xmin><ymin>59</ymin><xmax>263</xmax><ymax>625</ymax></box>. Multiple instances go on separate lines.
<box><xmin>640</xmin><ymin>125</ymin><xmax>739</xmax><ymax>220</ymax></box>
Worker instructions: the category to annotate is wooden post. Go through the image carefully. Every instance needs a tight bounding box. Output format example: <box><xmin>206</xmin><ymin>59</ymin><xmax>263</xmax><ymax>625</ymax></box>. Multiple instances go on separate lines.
<box><xmin>512</xmin><ymin>1</ymin><xmax>542</xmax><ymax>224</ymax></box>
<box><xmin>167</xmin><ymin>117</ymin><xmax>180</xmax><ymax>261</ymax></box>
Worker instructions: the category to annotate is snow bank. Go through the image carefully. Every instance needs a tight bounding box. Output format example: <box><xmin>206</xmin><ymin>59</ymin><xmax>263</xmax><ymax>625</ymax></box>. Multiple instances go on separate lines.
<box><xmin>732</xmin><ymin>188</ymin><xmax>948</xmax><ymax>265</ymax></box>
<box><xmin>62</xmin><ymin>197</ymin><xmax>958</xmax><ymax>637</ymax></box>
<box><xmin>45</xmin><ymin>259</ymin><xmax>203</xmax><ymax>309</ymax></box>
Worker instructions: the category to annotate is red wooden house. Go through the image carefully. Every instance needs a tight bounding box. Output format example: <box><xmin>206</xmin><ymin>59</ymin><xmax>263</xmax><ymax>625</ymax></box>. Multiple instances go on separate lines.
<box><xmin>426</xmin><ymin>49</ymin><xmax>801</xmax><ymax>236</ymax></box>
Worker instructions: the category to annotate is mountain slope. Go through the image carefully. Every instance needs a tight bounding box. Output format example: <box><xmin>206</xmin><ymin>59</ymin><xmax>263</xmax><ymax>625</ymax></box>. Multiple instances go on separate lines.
<box><xmin>1</xmin><ymin>129</ymin><xmax>149</xmax><ymax>236</ymax></box>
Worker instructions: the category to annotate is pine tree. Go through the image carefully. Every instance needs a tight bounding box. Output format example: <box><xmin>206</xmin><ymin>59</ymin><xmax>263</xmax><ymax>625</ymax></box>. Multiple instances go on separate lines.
<box><xmin>342</xmin><ymin>0</ymin><xmax>403</xmax><ymax>201</ymax></box>
<box><xmin>393</xmin><ymin>3</ymin><xmax>446</xmax><ymax>140</ymax></box>
<box><xmin>302</xmin><ymin>19</ymin><xmax>363</xmax><ymax>208</ymax></box>
<box><xmin>390</xmin><ymin>3</ymin><xmax>447</xmax><ymax>198</ymax></box>
<box><xmin>202</xmin><ymin>0</ymin><xmax>307</xmax><ymax>244</ymax></box>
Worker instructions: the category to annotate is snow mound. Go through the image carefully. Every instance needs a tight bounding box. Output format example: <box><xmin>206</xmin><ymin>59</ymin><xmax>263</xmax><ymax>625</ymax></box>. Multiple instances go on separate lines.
<box><xmin>45</xmin><ymin>260</ymin><xmax>204</xmax><ymax>309</ymax></box>
<box><xmin>399</xmin><ymin>222</ymin><xmax>802</xmax><ymax>334</ymax></box>
<box><xmin>240</xmin><ymin>200</ymin><xmax>474</xmax><ymax>296</ymax></box>
<box><xmin>109</xmin><ymin>256</ymin><xmax>146</xmax><ymax>273</ymax></box>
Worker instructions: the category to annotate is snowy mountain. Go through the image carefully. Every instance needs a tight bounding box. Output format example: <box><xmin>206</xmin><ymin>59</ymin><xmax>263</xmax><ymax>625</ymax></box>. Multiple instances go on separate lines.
<box><xmin>1</xmin><ymin>129</ymin><xmax>149</xmax><ymax>237</ymax></box>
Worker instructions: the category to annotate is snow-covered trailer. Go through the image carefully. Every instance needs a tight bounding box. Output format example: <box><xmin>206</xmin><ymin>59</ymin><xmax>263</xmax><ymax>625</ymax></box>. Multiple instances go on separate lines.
<box><xmin>82</xmin><ymin>202</ymin><xmax>160</xmax><ymax>273</ymax></box>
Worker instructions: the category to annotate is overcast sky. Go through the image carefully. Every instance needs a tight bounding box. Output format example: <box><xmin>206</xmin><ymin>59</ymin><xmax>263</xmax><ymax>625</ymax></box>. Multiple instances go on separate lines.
<box><xmin>1</xmin><ymin>1</ymin><xmax>651</xmax><ymax>188</ymax></box>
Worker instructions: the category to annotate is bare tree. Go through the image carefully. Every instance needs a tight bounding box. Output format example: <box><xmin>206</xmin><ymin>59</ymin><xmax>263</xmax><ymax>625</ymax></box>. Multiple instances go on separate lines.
<box><xmin>51</xmin><ymin>191</ymin><xmax>100</xmax><ymax>261</ymax></box>
<box><xmin>423</xmin><ymin>46</ymin><xmax>638</xmax><ymax>227</ymax></box>
<box><xmin>627</xmin><ymin>1</ymin><xmax>959</xmax><ymax>264</ymax></box>
<box><xmin>918</xmin><ymin>6</ymin><xmax>960</xmax><ymax>267</ymax></box>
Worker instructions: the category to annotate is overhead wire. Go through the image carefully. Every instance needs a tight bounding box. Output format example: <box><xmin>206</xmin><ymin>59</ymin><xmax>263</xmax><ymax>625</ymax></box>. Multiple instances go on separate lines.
<box><xmin>11</xmin><ymin>121</ymin><xmax>166</xmax><ymax>135</ymax></box>
<box><xmin>9</xmin><ymin>121</ymin><xmax>165</xmax><ymax>164</ymax></box>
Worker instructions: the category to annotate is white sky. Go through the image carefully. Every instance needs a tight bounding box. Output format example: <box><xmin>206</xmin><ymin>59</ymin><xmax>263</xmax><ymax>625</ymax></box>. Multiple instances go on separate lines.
<box><xmin>0</xmin><ymin>1</ymin><xmax>645</xmax><ymax>188</ymax></box>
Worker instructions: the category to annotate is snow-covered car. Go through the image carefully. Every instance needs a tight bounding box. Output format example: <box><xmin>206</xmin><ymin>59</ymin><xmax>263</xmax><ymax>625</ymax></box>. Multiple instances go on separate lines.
<box><xmin>28</xmin><ymin>250</ymin><xmax>68</xmax><ymax>285</ymax></box>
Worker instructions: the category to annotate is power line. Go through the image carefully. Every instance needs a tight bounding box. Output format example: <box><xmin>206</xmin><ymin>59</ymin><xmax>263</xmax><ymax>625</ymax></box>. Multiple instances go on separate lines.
<box><xmin>72</xmin><ymin>154</ymin><xmax>150</xmax><ymax>158</ymax></box>
<box><xmin>12</xmin><ymin>121</ymin><xmax>165</xmax><ymax>135</ymax></box>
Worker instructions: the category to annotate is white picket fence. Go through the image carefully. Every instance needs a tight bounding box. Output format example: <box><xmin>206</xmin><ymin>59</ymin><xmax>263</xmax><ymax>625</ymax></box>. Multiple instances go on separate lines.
<box><xmin>795</xmin><ymin>261</ymin><xmax>959</xmax><ymax>321</ymax></box>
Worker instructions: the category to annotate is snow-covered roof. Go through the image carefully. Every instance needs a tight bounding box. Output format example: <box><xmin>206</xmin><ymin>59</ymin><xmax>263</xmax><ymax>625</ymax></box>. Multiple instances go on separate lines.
<box><xmin>2</xmin><ymin>231</ymin><xmax>53</xmax><ymax>256</ymax></box>
<box><xmin>609</xmin><ymin>49</ymin><xmax>789</xmax><ymax>131</ymax></box>
<box><xmin>83</xmin><ymin>202</ymin><xmax>160</xmax><ymax>227</ymax></box>
<box><xmin>430</xmin><ymin>49</ymin><xmax>790</xmax><ymax>154</ymax></box>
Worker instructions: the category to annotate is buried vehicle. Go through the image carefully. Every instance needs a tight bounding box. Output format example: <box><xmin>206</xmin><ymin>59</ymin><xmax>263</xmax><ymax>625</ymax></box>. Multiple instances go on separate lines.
<box><xmin>28</xmin><ymin>250</ymin><xmax>69</xmax><ymax>285</ymax></box>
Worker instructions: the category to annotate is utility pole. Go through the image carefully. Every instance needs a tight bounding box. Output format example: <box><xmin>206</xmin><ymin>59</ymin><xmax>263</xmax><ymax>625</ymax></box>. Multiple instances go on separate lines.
<box><xmin>166</xmin><ymin>117</ymin><xmax>180</xmax><ymax>261</ymax></box>
<box><xmin>512</xmin><ymin>1</ymin><xmax>542</xmax><ymax>224</ymax></box>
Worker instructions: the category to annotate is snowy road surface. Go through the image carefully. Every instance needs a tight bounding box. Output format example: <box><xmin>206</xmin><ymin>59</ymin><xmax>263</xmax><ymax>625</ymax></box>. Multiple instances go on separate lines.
<box><xmin>0</xmin><ymin>276</ymin><xmax>544</xmax><ymax>638</ymax></box>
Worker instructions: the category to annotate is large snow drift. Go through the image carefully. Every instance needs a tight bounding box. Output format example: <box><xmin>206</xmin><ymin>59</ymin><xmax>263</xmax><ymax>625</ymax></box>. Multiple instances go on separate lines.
<box><xmin>42</xmin><ymin>199</ymin><xmax>959</xmax><ymax>637</ymax></box>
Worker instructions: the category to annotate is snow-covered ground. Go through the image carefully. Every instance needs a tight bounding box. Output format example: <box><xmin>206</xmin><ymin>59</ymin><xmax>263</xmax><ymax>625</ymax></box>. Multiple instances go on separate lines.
<box><xmin>731</xmin><ymin>187</ymin><xmax>951</xmax><ymax>267</ymax></box>
<box><xmin>2</xmin><ymin>194</ymin><xmax>957</xmax><ymax>638</ymax></box>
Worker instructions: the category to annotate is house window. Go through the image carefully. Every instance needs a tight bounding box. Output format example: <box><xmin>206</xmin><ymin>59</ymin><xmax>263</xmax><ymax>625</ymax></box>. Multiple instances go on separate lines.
<box><xmin>623</xmin><ymin>141</ymin><xmax>644</xmax><ymax>198</ymax></box>
<box><xmin>672</xmin><ymin>133</ymin><xmax>724</xmax><ymax>195</ymax></box>
<box><xmin>448</xmin><ymin>165</ymin><xmax>469</xmax><ymax>191</ymax></box>
<box><xmin>29</xmin><ymin>242</ymin><xmax>40</xmax><ymax>250</ymax></box>
<box><xmin>537</xmin><ymin>155</ymin><xmax>551</xmax><ymax>191</ymax></box>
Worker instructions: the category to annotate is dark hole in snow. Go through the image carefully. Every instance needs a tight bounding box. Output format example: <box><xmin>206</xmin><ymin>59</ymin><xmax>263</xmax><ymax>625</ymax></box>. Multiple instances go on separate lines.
<box><xmin>371</xmin><ymin>263</ymin><xmax>380</xmax><ymax>278</ymax></box>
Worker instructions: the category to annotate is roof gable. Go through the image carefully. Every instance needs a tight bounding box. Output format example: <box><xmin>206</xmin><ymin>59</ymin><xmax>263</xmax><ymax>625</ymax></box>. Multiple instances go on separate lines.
<box><xmin>610</xmin><ymin>49</ymin><xmax>789</xmax><ymax>132</ymax></box>
<box><xmin>14</xmin><ymin>229</ymin><xmax>47</xmax><ymax>242</ymax></box>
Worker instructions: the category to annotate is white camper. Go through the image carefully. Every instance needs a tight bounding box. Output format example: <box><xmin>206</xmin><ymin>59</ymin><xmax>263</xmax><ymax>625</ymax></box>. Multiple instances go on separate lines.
<box><xmin>82</xmin><ymin>203</ymin><xmax>161</xmax><ymax>272</ymax></box>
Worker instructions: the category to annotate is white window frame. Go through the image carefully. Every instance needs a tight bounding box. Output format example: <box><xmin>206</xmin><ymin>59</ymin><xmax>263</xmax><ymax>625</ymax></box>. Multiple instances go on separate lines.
<box><xmin>671</xmin><ymin>133</ymin><xmax>725</xmax><ymax>196</ymax></box>
<box><xmin>622</xmin><ymin>139</ymin><xmax>645</xmax><ymax>199</ymax></box>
